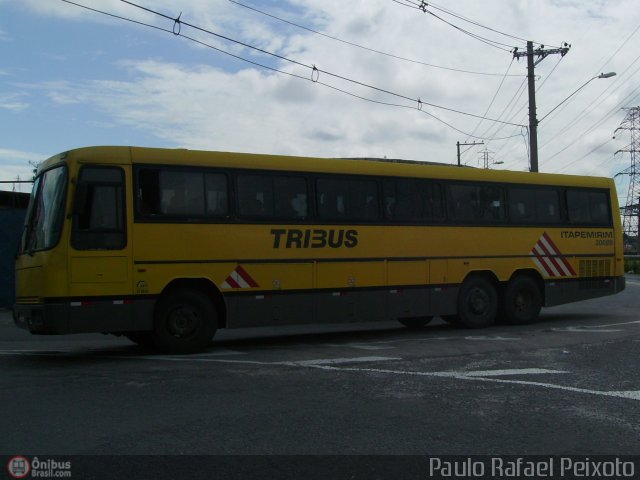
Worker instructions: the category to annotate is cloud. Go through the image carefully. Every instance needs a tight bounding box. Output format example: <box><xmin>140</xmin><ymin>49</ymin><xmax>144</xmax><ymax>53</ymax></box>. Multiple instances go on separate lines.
<box><xmin>0</xmin><ymin>148</ymin><xmax>46</xmax><ymax>192</ymax></box>
<box><xmin>0</xmin><ymin>93</ymin><xmax>29</xmax><ymax>112</ymax></box>
<box><xmin>12</xmin><ymin>0</ymin><xmax>640</xmax><ymax>176</ymax></box>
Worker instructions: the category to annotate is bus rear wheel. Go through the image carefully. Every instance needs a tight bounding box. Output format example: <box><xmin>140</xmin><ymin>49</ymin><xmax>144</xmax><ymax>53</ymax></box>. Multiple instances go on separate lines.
<box><xmin>503</xmin><ymin>275</ymin><xmax>542</xmax><ymax>325</ymax></box>
<box><xmin>398</xmin><ymin>316</ymin><xmax>433</xmax><ymax>329</ymax></box>
<box><xmin>153</xmin><ymin>289</ymin><xmax>217</xmax><ymax>353</ymax></box>
<box><xmin>457</xmin><ymin>276</ymin><xmax>497</xmax><ymax>329</ymax></box>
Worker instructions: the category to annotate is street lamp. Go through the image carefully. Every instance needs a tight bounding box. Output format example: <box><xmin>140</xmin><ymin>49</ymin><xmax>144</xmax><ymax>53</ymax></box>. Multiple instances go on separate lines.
<box><xmin>539</xmin><ymin>72</ymin><xmax>617</xmax><ymax>123</ymax></box>
<box><xmin>529</xmin><ymin>71</ymin><xmax>616</xmax><ymax>172</ymax></box>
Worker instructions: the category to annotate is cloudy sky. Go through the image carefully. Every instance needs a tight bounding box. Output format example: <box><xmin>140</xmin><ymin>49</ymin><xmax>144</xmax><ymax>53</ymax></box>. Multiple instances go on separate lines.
<box><xmin>1</xmin><ymin>0</ymin><xmax>639</xmax><ymax>205</ymax></box>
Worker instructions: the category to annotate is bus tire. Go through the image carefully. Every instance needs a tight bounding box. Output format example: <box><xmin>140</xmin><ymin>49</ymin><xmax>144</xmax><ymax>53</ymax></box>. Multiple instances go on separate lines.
<box><xmin>503</xmin><ymin>275</ymin><xmax>542</xmax><ymax>325</ymax></box>
<box><xmin>457</xmin><ymin>276</ymin><xmax>497</xmax><ymax>328</ymax></box>
<box><xmin>152</xmin><ymin>289</ymin><xmax>217</xmax><ymax>353</ymax></box>
<box><xmin>399</xmin><ymin>316</ymin><xmax>433</xmax><ymax>329</ymax></box>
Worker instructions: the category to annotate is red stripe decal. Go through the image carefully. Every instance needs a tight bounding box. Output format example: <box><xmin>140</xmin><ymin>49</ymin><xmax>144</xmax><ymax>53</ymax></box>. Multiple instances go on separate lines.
<box><xmin>535</xmin><ymin>239</ymin><xmax>566</xmax><ymax>276</ymax></box>
<box><xmin>542</xmin><ymin>232</ymin><xmax>576</xmax><ymax>276</ymax></box>
<box><xmin>225</xmin><ymin>276</ymin><xmax>241</xmax><ymax>289</ymax></box>
<box><xmin>532</xmin><ymin>248</ymin><xmax>555</xmax><ymax>277</ymax></box>
<box><xmin>235</xmin><ymin>265</ymin><xmax>259</xmax><ymax>288</ymax></box>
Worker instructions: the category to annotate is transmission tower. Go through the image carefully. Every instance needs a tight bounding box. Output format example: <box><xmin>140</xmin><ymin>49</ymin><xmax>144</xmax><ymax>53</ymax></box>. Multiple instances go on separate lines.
<box><xmin>615</xmin><ymin>106</ymin><xmax>640</xmax><ymax>252</ymax></box>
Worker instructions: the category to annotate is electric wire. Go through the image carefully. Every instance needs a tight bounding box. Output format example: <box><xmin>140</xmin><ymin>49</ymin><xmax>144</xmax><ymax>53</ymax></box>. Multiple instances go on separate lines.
<box><xmin>61</xmin><ymin>0</ymin><xmax>524</xmax><ymax>140</ymax></box>
<box><xmin>228</xmin><ymin>0</ymin><xmax>524</xmax><ymax>77</ymax></box>
<box><xmin>118</xmin><ymin>0</ymin><xmax>525</xmax><ymax>128</ymax></box>
<box><xmin>540</xmin><ymin>84</ymin><xmax>640</xmax><ymax>169</ymax></box>
<box><xmin>392</xmin><ymin>0</ymin><xmax>558</xmax><ymax>52</ymax></box>
<box><xmin>459</xmin><ymin>57</ymin><xmax>516</xmax><ymax>163</ymax></box>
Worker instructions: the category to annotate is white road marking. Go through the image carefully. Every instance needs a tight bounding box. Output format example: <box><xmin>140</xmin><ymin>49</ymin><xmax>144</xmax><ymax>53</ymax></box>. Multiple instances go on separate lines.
<box><xmin>288</xmin><ymin>356</ymin><xmax>400</xmax><ymax>366</ymax></box>
<box><xmin>186</xmin><ymin>349</ymin><xmax>247</xmax><ymax>357</ymax></box>
<box><xmin>590</xmin><ymin>320</ymin><xmax>640</xmax><ymax>328</ymax></box>
<box><xmin>0</xmin><ymin>350</ymin><xmax>65</xmax><ymax>356</ymax></box>
<box><xmin>456</xmin><ymin>368</ymin><xmax>568</xmax><ymax>377</ymax></box>
<box><xmin>464</xmin><ymin>336</ymin><xmax>520</xmax><ymax>341</ymax></box>
<box><xmin>4</xmin><ymin>346</ymin><xmax>638</xmax><ymax>402</ymax></box>
<box><xmin>320</xmin><ymin>343</ymin><xmax>396</xmax><ymax>351</ymax></box>
<box><xmin>104</xmin><ymin>355</ymin><xmax>401</xmax><ymax>367</ymax></box>
<box><xmin>319</xmin><ymin>334</ymin><xmax>520</xmax><ymax>351</ymax></box>
<box><xmin>303</xmin><ymin>364</ymin><xmax>640</xmax><ymax>402</ymax></box>
<box><xmin>552</xmin><ymin>326</ymin><xmax>623</xmax><ymax>333</ymax></box>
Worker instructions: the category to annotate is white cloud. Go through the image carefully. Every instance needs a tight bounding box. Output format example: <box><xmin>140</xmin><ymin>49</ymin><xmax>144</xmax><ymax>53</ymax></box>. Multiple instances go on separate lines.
<box><xmin>0</xmin><ymin>148</ymin><xmax>46</xmax><ymax>192</ymax></box>
<box><xmin>11</xmin><ymin>0</ymin><xmax>640</xmax><ymax>176</ymax></box>
<box><xmin>0</xmin><ymin>92</ymin><xmax>29</xmax><ymax>111</ymax></box>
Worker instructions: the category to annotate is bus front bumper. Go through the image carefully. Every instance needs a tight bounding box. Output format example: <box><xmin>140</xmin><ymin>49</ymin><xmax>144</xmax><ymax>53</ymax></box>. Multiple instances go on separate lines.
<box><xmin>13</xmin><ymin>302</ymin><xmax>72</xmax><ymax>334</ymax></box>
<box><xmin>13</xmin><ymin>299</ymin><xmax>154</xmax><ymax>334</ymax></box>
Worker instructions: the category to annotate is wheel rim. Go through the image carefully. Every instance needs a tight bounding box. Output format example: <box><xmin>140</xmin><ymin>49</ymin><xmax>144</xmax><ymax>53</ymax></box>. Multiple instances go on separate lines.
<box><xmin>468</xmin><ymin>287</ymin><xmax>490</xmax><ymax>316</ymax></box>
<box><xmin>514</xmin><ymin>290</ymin><xmax>531</xmax><ymax>314</ymax></box>
<box><xmin>167</xmin><ymin>304</ymin><xmax>200</xmax><ymax>338</ymax></box>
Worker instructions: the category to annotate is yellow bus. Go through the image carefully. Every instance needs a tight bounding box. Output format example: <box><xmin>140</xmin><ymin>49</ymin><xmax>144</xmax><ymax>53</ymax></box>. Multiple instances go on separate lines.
<box><xmin>14</xmin><ymin>146</ymin><xmax>625</xmax><ymax>352</ymax></box>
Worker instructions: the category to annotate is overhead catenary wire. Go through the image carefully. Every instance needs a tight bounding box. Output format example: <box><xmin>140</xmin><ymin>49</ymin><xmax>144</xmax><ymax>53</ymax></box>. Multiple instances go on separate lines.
<box><xmin>459</xmin><ymin>57</ymin><xmax>516</xmax><ymax>162</ymax></box>
<box><xmin>393</xmin><ymin>0</ymin><xmax>563</xmax><ymax>50</ymax></box>
<box><xmin>60</xmin><ymin>0</ymin><xmax>524</xmax><ymax>140</ymax></box>
<box><xmin>228</xmin><ymin>0</ymin><xmax>524</xmax><ymax>77</ymax></box>
<box><xmin>117</xmin><ymin>0</ymin><xmax>525</xmax><ymax>129</ymax></box>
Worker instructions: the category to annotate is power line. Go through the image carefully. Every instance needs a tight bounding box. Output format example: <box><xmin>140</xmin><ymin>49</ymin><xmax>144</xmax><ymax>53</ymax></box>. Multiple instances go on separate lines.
<box><xmin>540</xmin><ymin>83</ymin><xmax>640</xmax><ymax>168</ymax></box>
<box><xmin>229</xmin><ymin>0</ymin><xmax>524</xmax><ymax>77</ymax></box>
<box><xmin>459</xmin><ymin>58</ymin><xmax>516</xmax><ymax>162</ymax></box>
<box><xmin>61</xmin><ymin>0</ymin><xmax>524</xmax><ymax>140</ymax></box>
<box><xmin>118</xmin><ymin>0</ymin><xmax>525</xmax><ymax>128</ymax></box>
<box><xmin>392</xmin><ymin>0</ymin><xmax>565</xmax><ymax>54</ymax></box>
<box><xmin>396</xmin><ymin>0</ymin><xmax>564</xmax><ymax>50</ymax></box>
<box><xmin>412</xmin><ymin>3</ymin><xmax>516</xmax><ymax>52</ymax></box>
<box><xmin>410</xmin><ymin>0</ymin><xmax>528</xmax><ymax>44</ymax></box>
<box><xmin>537</xmin><ymin>22</ymin><xmax>640</xmax><ymax>152</ymax></box>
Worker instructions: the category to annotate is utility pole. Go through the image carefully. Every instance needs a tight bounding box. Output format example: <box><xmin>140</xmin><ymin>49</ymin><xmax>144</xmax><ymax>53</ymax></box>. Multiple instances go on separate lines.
<box><xmin>456</xmin><ymin>141</ymin><xmax>483</xmax><ymax>166</ymax></box>
<box><xmin>513</xmin><ymin>41</ymin><xmax>571</xmax><ymax>172</ymax></box>
<box><xmin>480</xmin><ymin>148</ymin><xmax>491</xmax><ymax>169</ymax></box>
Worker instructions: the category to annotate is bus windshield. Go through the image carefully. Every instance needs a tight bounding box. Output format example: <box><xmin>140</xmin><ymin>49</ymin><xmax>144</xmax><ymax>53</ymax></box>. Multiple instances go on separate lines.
<box><xmin>21</xmin><ymin>165</ymin><xmax>67</xmax><ymax>254</ymax></box>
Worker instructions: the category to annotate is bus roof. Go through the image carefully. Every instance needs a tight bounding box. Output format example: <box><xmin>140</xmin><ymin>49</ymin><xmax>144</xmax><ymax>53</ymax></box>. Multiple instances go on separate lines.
<box><xmin>38</xmin><ymin>145</ymin><xmax>613</xmax><ymax>189</ymax></box>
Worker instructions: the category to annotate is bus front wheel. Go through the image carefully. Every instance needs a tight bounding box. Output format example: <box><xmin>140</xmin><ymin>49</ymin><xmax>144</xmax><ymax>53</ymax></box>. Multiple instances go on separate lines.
<box><xmin>153</xmin><ymin>289</ymin><xmax>217</xmax><ymax>353</ymax></box>
<box><xmin>503</xmin><ymin>275</ymin><xmax>542</xmax><ymax>325</ymax></box>
<box><xmin>457</xmin><ymin>276</ymin><xmax>497</xmax><ymax>328</ymax></box>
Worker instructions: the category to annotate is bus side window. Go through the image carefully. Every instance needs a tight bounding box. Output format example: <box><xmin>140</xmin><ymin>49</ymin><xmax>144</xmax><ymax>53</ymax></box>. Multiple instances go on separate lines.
<box><xmin>508</xmin><ymin>188</ymin><xmax>534</xmax><ymax>223</ymax></box>
<box><xmin>71</xmin><ymin>166</ymin><xmax>126</xmax><ymax>250</ymax></box>
<box><xmin>448</xmin><ymin>184</ymin><xmax>476</xmax><ymax>222</ymax></box>
<box><xmin>589</xmin><ymin>191</ymin><xmax>611</xmax><ymax>225</ymax></box>
<box><xmin>274</xmin><ymin>176</ymin><xmax>308</xmax><ymax>219</ymax></box>
<box><xmin>238</xmin><ymin>174</ymin><xmax>273</xmax><ymax>218</ymax></box>
<box><xmin>567</xmin><ymin>190</ymin><xmax>590</xmax><ymax>224</ymax></box>
<box><xmin>205</xmin><ymin>173</ymin><xmax>228</xmax><ymax>216</ymax></box>
<box><xmin>536</xmin><ymin>189</ymin><xmax>560</xmax><ymax>223</ymax></box>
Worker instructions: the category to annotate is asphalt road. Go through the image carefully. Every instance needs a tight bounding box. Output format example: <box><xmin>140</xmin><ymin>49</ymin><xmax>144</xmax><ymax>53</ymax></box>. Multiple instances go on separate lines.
<box><xmin>2</xmin><ymin>277</ymin><xmax>640</xmax><ymax>477</ymax></box>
